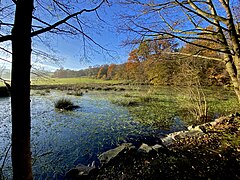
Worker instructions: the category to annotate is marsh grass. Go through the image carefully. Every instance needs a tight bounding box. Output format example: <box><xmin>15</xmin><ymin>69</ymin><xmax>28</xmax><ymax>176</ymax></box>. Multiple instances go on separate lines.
<box><xmin>176</xmin><ymin>87</ymin><xmax>240</xmax><ymax>124</ymax></box>
<box><xmin>66</xmin><ymin>91</ymin><xmax>83</xmax><ymax>96</ymax></box>
<box><xmin>34</xmin><ymin>90</ymin><xmax>50</xmax><ymax>96</ymax></box>
<box><xmin>54</xmin><ymin>98</ymin><xmax>75</xmax><ymax>110</ymax></box>
<box><xmin>107</xmin><ymin>86</ymin><xmax>239</xmax><ymax>129</ymax></box>
<box><xmin>111</xmin><ymin>97</ymin><xmax>140</xmax><ymax>106</ymax></box>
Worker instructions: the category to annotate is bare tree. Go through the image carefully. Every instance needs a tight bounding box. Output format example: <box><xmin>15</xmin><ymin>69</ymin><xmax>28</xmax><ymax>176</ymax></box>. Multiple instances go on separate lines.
<box><xmin>0</xmin><ymin>0</ymin><xmax>108</xmax><ymax>179</ymax></box>
<box><xmin>119</xmin><ymin>0</ymin><xmax>240</xmax><ymax>102</ymax></box>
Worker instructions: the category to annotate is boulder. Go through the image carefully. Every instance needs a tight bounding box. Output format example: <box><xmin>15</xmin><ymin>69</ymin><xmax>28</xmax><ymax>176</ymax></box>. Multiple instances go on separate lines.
<box><xmin>98</xmin><ymin>143</ymin><xmax>134</xmax><ymax>166</ymax></box>
<box><xmin>152</xmin><ymin>144</ymin><xmax>165</xmax><ymax>152</ymax></box>
<box><xmin>161</xmin><ymin>136</ymin><xmax>175</xmax><ymax>147</ymax></box>
<box><xmin>138</xmin><ymin>143</ymin><xmax>153</xmax><ymax>153</ymax></box>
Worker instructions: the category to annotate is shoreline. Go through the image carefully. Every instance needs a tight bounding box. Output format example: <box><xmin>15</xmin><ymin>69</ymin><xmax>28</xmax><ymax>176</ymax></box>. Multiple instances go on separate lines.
<box><xmin>66</xmin><ymin>113</ymin><xmax>240</xmax><ymax>179</ymax></box>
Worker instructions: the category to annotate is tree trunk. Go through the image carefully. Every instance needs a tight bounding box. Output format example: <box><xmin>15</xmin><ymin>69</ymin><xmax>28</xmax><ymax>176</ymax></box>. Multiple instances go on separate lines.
<box><xmin>225</xmin><ymin>54</ymin><xmax>240</xmax><ymax>103</ymax></box>
<box><xmin>11</xmin><ymin>0</ymin><xmax>34</xmax><ymax>179</ymax></box>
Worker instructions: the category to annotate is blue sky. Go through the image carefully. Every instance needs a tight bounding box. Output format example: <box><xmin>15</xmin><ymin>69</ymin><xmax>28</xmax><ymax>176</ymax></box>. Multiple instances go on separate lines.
<box><xmin>0</xmin><ymin>1</ymin><xmax>132</xmax><ymax>72</ymax></box>
<box><xmin>30</xmin><ymin>2</ymin><xmax>133</xmax><ymax>71</ymax></box>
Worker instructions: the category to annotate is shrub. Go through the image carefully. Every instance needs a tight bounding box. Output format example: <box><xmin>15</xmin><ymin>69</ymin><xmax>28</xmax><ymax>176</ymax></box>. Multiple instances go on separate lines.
<box><xmin>54</xmin><ymin>98</ymin><xmax>78</xmax><ymax>111</ymax></box>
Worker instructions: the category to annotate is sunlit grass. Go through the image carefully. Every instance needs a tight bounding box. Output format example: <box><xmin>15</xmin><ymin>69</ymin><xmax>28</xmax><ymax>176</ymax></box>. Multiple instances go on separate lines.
<box><xmin>106</xmin><ymin>86</ymin><xmax>240</xmax><ymax>129</ymax></box>
<box><xmin>31</xmin><ymin>77</ymin><xmax>122</xmax><ymax>85</ymax></box>
<box><xmin>0</xmin><ymin>81</ymin><xmax>6</xmax><ymax>87</ymax></box>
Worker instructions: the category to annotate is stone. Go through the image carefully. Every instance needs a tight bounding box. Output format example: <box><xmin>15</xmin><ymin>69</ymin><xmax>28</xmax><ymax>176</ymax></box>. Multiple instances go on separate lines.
<box><xmin>138</xmin><ymin>143</ymin><xmax>153</xmax><ymax>153</ymax></box>
<box><xmin>152</xmin><ymin>144</ymin><xmax>164</xmax><ymax>152</ymax></box>
<box><xmin>161</xmin><ymin>136</ymin><xmax>175</xmax><ymax>147</ymax></box>
<box><xmin>98</xmin><ymin>143</ymin><xmax>133</xmax><ymax>166</ymax></box>
<box><xmin>186</xmin><ymin>126</ymin><xmax>204</xmax><ymax>136</ymax></box>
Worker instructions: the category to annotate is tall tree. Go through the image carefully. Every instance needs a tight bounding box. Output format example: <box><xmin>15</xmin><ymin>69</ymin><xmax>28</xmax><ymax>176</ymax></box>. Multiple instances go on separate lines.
<box><xmin>120</xmin><ymin>0</ymin><xmax>240</xmax><ymax>102</ymax></box>
<box><xmin>0</xmin><ymin>0</ymin><xmax>107</xmax><ymax>179</ymax></box>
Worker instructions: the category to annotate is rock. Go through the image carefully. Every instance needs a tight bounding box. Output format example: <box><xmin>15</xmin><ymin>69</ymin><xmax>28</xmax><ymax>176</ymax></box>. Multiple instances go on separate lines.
<box><xmin>126</xmin><ymin>135</ymin><xmax>163</xmax><ymax>147</ymax></box>
<box><xmin>152</xmin><ymin>144</ymin><xmax>165</xmax><ymax>152</ymax></box>
<box><xmin>187</xmin><ymin>125</ymin><xmax>194</xmax><ymax>131</ymax></box>
<box><xmin>210</xmin><ymin>121</ymin><xmax>217</xmax><ymax>126</ymax></box>
<box><xmin>161</xmin><ymin>127</ymin><xmax>204</xmax><ymax>147</ymax></box>
<box><xmin>161</xmin><ymin>136</ymin><xmax>175</xmax><ymax>147</ymax></box>
<box><xmin>65</xmin><ymin>164</ymin><xmax>97</xmax><ymax>179</ymax></box>
<box><xmin>138</xmin><ymin>143</ymin><xmax>153</xmax><ymax>153</ymax></box>
<box><xmin>98</xmin><ymin>143</ymin><xmax>133</xmax><ymax>166</ymax></box>
<box><xmin>185</xmin><ymin>126</ymin><xmax>204</xmax><ymax>136</ymax></box>
<box><xmin>199</xmin><ymin>125</ymin><xmax>207</xmax><ymax>133</ymax></box>
<box><xmin>214</xmin><ymin>116</ymin><xmax>226</xmax><ymax>124</ymax></box>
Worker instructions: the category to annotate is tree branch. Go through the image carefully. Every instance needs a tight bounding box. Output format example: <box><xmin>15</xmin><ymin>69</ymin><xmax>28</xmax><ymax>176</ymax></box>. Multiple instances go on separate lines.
<box><xmin>0</xmin><ymin>57</ymin><xmax>11</xmax><ymax>63</ymax></box>
<box><xmin>128</xmin><ymin>20</ymin><xmax>231</xmax><ymax>54</ymax></box>
<box><xmin>0</xmin><ymin>47</ymin><xmax>12</xmax><ymax>54</ymax></box>
<box><xmin>167</xmin><ymin>52</ymin><xmax>223</xmax><ymax>61</ymax></box>
<box><xmin>0</xmin><ymin>35</ymin><xmax>12</xmax><ymax>42</ymax></box>
<box><xmin>31</xmin><ymin>0</ymin><xmax>106</xmax><ymax>37</ymax></box>
<box><xmin>187</xmin><ymin>0</ymin><xmax>228</xmax><ymax>24</ymax></box>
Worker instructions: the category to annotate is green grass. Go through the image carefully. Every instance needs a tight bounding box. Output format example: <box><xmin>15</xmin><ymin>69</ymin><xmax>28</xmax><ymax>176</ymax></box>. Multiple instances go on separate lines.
<box><xmin>2</xmin><ymin>77</ymin><xmax>122</xmax><ymax>86</ymax></box>
<box><xmin>105</xmin><ymin>86</ymin><xmax>240</xmax><ymax>130</ymax></box>
<box><xmin>31</xmin><ymin>77</ymin><xmax>122</xmax><ymax>86</ymax></box>
<box><xmin>0</xmin><ymin>81</ymin><xmax>5</xmax><ymax>87</ymax></box>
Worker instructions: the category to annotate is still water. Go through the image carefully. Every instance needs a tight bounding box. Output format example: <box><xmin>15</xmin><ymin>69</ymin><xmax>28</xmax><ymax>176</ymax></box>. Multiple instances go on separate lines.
<box><xmin>0</xmin><ymin>91</ymin><xmax>181</xmax><ymax>179</ymax></box>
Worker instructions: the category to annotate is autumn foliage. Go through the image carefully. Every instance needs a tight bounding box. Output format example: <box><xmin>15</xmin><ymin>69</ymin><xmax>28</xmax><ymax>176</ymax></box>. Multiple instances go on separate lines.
<box><xmin>53</xmin><ymin>37</ymin><xmax>229</xmax><ymax>86</ymax></box>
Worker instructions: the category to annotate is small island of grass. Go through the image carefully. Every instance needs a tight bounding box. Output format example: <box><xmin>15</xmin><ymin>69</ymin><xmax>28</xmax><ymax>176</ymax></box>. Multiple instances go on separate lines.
<box><xmin>54</xmin><ymin>98</ymin><xmax>79</xmax><ymax>111</ymax></box>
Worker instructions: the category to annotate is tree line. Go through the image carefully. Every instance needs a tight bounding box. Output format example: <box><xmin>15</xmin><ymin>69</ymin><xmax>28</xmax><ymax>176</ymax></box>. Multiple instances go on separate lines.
<box><xmin>53</xmin><ymin>38</ymin><xmax>229</xmax><ymax>86</ymax></box>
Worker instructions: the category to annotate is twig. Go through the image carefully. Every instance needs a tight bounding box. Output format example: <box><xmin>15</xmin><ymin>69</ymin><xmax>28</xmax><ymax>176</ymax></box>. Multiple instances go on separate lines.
<box><xmin>0</xmin><ymin>77</ymin><xmax>10</xmax><ymax>82</ymax></box>
<box><xmin>0</xmin><ymin>144</ymin><xmax>12</xmax><ymax>177</ymax></box>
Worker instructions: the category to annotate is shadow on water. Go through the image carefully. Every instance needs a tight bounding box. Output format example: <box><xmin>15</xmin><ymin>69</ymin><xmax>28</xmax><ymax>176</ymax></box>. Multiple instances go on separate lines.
<box><xmin>0</xmin><ymin>91</ymin><xmax>186</xmax><ymax>179</ymax></box>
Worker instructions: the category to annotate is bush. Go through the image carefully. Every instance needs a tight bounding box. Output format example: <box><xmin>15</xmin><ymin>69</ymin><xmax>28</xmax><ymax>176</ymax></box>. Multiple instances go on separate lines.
<box><xmin>54</xmin><ymin>98</ymin><xmax>79</xmax><ymax>111</ymax></box>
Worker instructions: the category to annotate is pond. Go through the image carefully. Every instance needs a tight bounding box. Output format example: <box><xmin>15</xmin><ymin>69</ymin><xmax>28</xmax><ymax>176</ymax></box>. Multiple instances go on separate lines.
<box><xmin>0</xmin><ymin>90</ymin><xmax>185</xmax><ymax>179</ymax></box>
